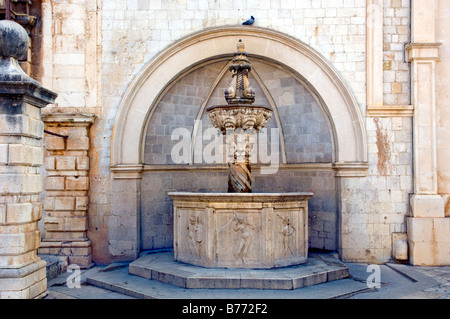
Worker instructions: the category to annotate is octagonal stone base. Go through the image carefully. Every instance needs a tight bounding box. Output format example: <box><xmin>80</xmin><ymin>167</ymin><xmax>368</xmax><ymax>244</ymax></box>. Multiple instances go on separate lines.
<box><xmin>169</xmin><ymin>192</ymin><xmax>313</xmax><ymax>269</ymax></box>
<box><xmin>128</xmin><ymin>250</ymin><xmax>349</xmax><ymax>290</ymax></box>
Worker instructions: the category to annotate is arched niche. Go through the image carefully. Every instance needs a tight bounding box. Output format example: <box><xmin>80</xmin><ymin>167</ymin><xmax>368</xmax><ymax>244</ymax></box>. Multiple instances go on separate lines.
<box><xmin>142</xmin><ymin>57</ymin><xmax>334</xmax><ymax>166</ymax></box>
<box><xmin>111</xmin><ymin>26</ymin><xmax>368</xmax><ymax>178</ymax></box>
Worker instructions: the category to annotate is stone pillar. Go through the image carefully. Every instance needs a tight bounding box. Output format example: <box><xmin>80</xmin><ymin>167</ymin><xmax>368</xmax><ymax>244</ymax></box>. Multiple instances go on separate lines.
<box><xmin>39</xmin><ymin>113</ymin><xmax>95</xmax><ymax>268</ymax></box>
<box><xmin>406</xmin><ymin>0</ymin><xmax>450</xmax><ymax>265</ymax></box>
<box><xmin>0</xmin><ymin>20</ymin><xmax>57</xmax><ymax>298</ymax></box>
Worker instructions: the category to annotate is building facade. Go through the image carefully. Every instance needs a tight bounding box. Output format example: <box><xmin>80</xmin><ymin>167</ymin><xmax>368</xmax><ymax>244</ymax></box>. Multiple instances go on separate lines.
<box><xmin>1</xmin><ymin>0</ymin><xmax>449</xmax><ymax>285</ymax></box>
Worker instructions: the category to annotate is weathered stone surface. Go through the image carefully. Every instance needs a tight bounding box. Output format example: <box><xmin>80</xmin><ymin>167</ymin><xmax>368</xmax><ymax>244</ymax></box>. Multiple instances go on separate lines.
<box><xmin>44</xmin><ymin>176</ymin><xmax>65</xmax><ymax>190</ymax></box>
<box><xmin>40</xmin><ymin>114</ymin><xmax>95</xmax><ymax>269</ymax></box>
<box><xmin>65</xmin><ymin>176</ymin><xmax>89</xmax><ymax>191</ymax></box>
<box><xmin>410</xmin><ymin>195</ymin><xmax>445</xmax><ymax>218</ymax></box>
<box><xmin>170</xmin><ymin>192</ymin><xmax>312</xmax><ymax>269</ymax></box>
<box><xmin>128</xmin><ymin>250</ymin><xmax>348</xmax><ymax>290</ymax></box>
<box><xmin>407</xmin><ymin>217</ymin><xmax>450</xmax><ymax>265</ymax></box>
<box><xmin>392</xmin><ymin>232</ymin><xmax>409</xmax><ymax>261</ymax></box>
<box><xmin>0</xmin><ymin>19</ymin><xmax>56</xmax><ymax>300</ymax></box>
<box><xmin>0</xmin><ymin>20</ymin><xmax>28</xmax><ymax>59</ymax></box>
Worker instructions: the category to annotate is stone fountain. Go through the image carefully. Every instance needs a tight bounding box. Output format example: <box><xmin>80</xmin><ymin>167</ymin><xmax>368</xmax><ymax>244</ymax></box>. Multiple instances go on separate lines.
<box><xmin>122</xmin><ymin>40</ymin><xmax>349</xmax><ymax>292</ymax></box>
<box><xmin>168</xmin><ymin>40</ymin><xmax>314</xmax><ymax>269</ymax></box>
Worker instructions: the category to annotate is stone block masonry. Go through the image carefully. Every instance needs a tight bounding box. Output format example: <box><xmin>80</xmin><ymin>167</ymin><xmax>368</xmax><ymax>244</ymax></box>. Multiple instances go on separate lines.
<box><xmin>0</xmin><ymin>20</ymin><xmax>57</xmax><ymax>299</ymax></box>
<box><xmin>383</xmin><ymin>0</ymin><xmax>411</xmax><ymax>105</ymax></box>
<box><xmin>338</xmin><ymin>116</ymin><xmax>413</xmax><ymax>263</ymax></box>
<box><xmin>39</xmin><ymin>113</ymin><xmax>95</xmax><ymax>269</ymax></box>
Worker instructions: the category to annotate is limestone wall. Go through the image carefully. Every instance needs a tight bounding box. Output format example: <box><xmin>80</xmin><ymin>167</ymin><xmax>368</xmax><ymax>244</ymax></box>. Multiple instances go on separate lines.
<box><xmin>340</xmin><ymin>116</ymin><xmax>413</xmax><ymax>262</ymax></box>
<box><xmin>99</xmin><ymin>0</ymin><xmax>368</xmax><ymax>111</ymax></box>
<box><xmin>383</xmin><ymin>0</ymin><xmax>410</xmax><ymax>105</ymax></box>
<box><xmin>40</xmin><ymin>0</ymin><xmax>100</xmax><ymax>109</ymax></box>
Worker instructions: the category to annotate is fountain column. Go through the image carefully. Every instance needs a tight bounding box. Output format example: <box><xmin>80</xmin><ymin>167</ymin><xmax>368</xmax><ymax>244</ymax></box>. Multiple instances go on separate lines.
<box><xmin>207</xmin><ymin>40</ymin><xmax>272</xmax><ymax>193</ymax></box>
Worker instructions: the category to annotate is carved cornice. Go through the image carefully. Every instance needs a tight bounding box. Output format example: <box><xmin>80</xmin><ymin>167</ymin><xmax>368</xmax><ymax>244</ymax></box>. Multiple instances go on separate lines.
<box><xmin>333</xmin><ymin>162</ymin><xmax>369</xmax><ymax>177</ymax></box>
<box><xmin>366</xmin><ymin>105</ymin><xmax>414</xmax><ymax>117</ymax></box>
<box><xmin>111</xmin><ymin>164</ymin><xmax>144</xmax><ymax>179</ymax></box>
<box><xmin>406</xmin><ymin>42</ymin><xmax>442</xmax><ymax>61</ymax></box>
<box><xmin>42</xmin><ymin>113</ymin><xmax>96</xmax><ymax>126</ymax></box>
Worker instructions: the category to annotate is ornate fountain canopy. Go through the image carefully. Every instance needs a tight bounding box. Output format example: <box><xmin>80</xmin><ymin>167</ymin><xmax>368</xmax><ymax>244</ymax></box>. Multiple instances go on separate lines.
<box><xmin>206</xmin><ymin>39</ymin><xmax>272</xmax><ymax>134</ymax></box>
<box><xmin>207</xmin><ymin>106</ymin><xmax>272</xmax><ymax>134</ymax></box>
<box><xmin>225</xmin><ymin>39</ymin><xmax>255</xmax><ymax>105</ymax></box>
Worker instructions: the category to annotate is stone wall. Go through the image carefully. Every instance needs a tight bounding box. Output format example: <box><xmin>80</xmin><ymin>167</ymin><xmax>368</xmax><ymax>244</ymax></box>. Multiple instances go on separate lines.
<box><xmin>40</xmin><ymin>0</ymin><xmax>100</xmax><ymax>109</ymax></box>
<box><xmin>340</xmin><ymin>116</ymin><xmax>413</xmax><ymax>262</ymax></box>
<box><xmin>436</xmin><ymin>0</ymin><xmax>450</xmax><ymax>217</ymax></box>
<box><xmin>383</xmin><ymin>0</ymin><xmax>410</xmax><ymax>105</ymax></box>
<box><xmin>39</xmin><ymin>113</ymin><xmax>95</xmax><ymax>268</ymax></box>
<box><xmin>99</xmin><ymin>0</ymin><xmax>368</xmax><ymax>118</ymax></box>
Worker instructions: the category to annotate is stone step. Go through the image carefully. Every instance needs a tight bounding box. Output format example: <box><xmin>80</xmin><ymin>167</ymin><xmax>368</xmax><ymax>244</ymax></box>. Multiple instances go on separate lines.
<box><xmin>39</xmin><ymin>254</ymin><xmax>68</xmax><ymax>281</ymax></box>
<box><xmin>128</xmin><ymin>251</ymin><xmax>350</xmax><ymax>290</ymax></box>
<box><xmin>86</xmin><ymin>266</ymin><xmax>370</xmax><ymax>299</ymax></box>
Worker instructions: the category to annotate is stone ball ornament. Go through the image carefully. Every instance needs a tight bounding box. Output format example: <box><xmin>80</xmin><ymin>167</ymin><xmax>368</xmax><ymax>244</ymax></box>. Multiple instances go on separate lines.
<box><xmin>0</xmin><ymin>19</ymin><xmax>42</xmax><ymax>87</ymax></box>
<box><xmin>0</xmin><ymin>19</ymin><xmax>56</xmax><ymax>105</ymax></box>
<box><xmin>0</xmin><ymin>20</ymin><xmax>29</xmax><ymax>60</ymax></box>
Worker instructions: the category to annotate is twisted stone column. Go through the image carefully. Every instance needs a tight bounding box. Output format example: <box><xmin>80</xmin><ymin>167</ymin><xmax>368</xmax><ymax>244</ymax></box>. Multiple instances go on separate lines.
<box><xmin>226</xmin><ymin>128</ymin><xmax>255</xmax><ymax>193</ymax></box>
<box><xmin>228</xmin><ymin>163</ymin><xmax>252</xmax><ymax>193</ymax></box>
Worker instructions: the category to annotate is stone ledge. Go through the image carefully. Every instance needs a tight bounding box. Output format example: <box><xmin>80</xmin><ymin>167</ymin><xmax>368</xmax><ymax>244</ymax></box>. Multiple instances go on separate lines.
<box><xmin>41</xmin><ymin>113</ymin><xmax>96</xmax><ymax>125</ymax></box>
<box><xmin>168</xmin><ymin>191</ymin><xmax>314</xmax><ymax>203</ymax></box>
<box><xmin>128</xmin><ymin>251</ymin><xmax>349</xmax><ymax>290</ymax></box>
<box><xmin>366</xmin><ymin>105</ymin><xmax>414</xmax><ymax>117</ymax></box>
<box><xmin>39</xmin><ymin>254</ymin><xmax>68</xmax><ymax>281</ymax></box>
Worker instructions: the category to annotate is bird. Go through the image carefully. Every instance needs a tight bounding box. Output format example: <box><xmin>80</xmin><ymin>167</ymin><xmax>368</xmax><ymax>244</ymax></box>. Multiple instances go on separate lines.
<box><xmin>242</xmin><ymin>16</ymin><xmax>255</xmax><ymax>25</ymax></box>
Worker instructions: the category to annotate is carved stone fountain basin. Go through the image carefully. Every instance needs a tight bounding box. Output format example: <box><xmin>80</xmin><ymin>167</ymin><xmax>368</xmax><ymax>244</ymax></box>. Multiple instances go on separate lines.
<box><xmin>169</xmin><ymin>192</ymin><xmax>313</xmax><ymax>269</ymax></box>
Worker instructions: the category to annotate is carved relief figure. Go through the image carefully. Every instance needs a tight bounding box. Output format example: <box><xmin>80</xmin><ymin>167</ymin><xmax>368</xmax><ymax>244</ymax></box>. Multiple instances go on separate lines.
<box><xmin>187</xmin><ymin>215</ymin><xmax>203</xmax><ymax>258</ymax></box>
<box><xmin>279</xmin><ymin>215</ymin><xmax>296</xmax><ymax>256</ymax></box>
<box><xmin>233</xmin><ymin>214</ymin><xmax>253</xmax><ymax>261</ymax></box>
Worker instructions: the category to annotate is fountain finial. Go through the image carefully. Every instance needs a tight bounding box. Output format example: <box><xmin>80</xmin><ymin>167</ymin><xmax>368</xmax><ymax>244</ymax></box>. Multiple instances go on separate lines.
<box><xmin>224</xmin><ymin>39</ymin><xmax>255</xmax><ymax>105</ymax></box>
<box><xmin>237</xmin><ymin>39</ymin><xmax>245</xmax><ymax>52</ymax></box>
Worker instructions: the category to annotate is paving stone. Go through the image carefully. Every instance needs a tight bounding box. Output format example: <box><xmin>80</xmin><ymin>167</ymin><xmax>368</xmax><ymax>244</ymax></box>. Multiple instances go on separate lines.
<box><xmin>47</xmin><ymin>284</ymin><xmax>135</xmax><ymax>299</ymax></box>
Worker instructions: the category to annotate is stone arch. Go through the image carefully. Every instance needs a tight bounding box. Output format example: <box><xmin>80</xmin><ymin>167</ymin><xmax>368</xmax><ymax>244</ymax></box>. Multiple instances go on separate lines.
<box><xmin>111</xmin><ymin>26</ymin><xmax>367</xmax><ymax>177</ymax></box>
<box><xmin>142</xmin><ymin>56</ymin><xmax>335</xmax><ymax>166</ymax></box>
